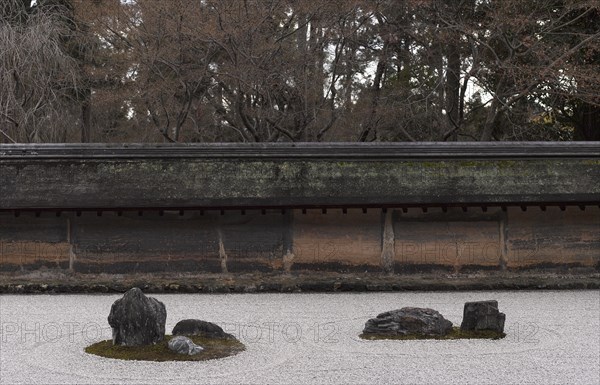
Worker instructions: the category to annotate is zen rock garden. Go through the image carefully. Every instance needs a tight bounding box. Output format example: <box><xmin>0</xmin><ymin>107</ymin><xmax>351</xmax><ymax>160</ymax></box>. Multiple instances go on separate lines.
<box><xmin>85</xmin><ymin>288</ymin><xmax>506</xmax><ymax>362</ymax></box>
<box><xmin>361</xmin><ymin>300</ymin><xmax>506</xmax><ymax>340</ymax></box>
<box><xmin>85</xmin><ymin>288</ymin><xmax>245</xmax><ymax>361</ymax></box>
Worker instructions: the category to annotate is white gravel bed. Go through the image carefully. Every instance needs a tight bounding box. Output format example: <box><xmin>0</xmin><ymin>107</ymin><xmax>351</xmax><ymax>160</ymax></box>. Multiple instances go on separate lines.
<box><xmin>0</xmin><ymin>291</ymin><xmax>598</xmax><ymax>385</ymax></box>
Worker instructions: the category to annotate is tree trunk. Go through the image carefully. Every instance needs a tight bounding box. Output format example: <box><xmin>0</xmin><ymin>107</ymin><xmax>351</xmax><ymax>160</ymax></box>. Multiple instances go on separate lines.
<box><xmin>445</xmin><ymin>38</ymin><xmax>461</xmax><ymax>141</ymax></box>
<box><xmin>480</xmin><ymin>98</ymin><xmax>499</xmax><ymax>141</ymax></box>
<box><xmin>81</xmin><ymin>88</ymin><xmax>91</xmax><ymax>143</ymax></box>
<box><xmin>358</xmin><ymin>42</ymin><xmax>388</xmax><ymax>142</ymax></box>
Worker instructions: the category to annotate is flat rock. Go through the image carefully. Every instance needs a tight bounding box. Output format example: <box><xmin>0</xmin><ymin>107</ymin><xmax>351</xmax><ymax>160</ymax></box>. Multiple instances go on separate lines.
<box><xmin>107</xmin><ymin>287</ymin><xmax>166</xmax><ymax>346</ymax></box>
<box><xmin>363</xmin><ymin>307</ymin><xmax>453</xmax><ymax>337</ymax></box>
<box><xmin>460</xmin><ymin>300</ymin><xmax>505</xmax><ymax>333</ymax></box>
<box><xmin>172</xmin><ymin>319</ymin><xmax>233</xmax><ymax>339</ymax></box>
<box><xmin>168</xmin><ymin>336</ymin><xmax>204</xmax><ymax>355</ymax></box>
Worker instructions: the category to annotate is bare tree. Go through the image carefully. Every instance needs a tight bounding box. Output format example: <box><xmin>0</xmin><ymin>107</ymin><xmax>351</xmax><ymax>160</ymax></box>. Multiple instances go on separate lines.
<box><xmin>5</xmin><ymin>0</ymin><xmax>597</xmax><ymax>143</ymax></box>
<box><xmin>0</xmin><ymin>0</ymin><xmax>81</xmax><ymax>143</ymax></box>
<box><xmin>433</xmin><ymin>0</ymin><xmax>600</xmax><ymax>141</ymax></box>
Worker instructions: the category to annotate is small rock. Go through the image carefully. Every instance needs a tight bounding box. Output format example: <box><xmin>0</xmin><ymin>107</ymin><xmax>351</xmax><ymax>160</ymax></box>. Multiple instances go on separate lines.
<box><xmin>168</xmin><ymin>336</ymin><xmax>203</xmax><ymax>355</ymax></box>
<box><xmin>107</xmin><ymin>287</ymin><xmax>166</xmax><ymax>346</ymax></box>
<box><xmin>363</xmin><ymin>307</ymin><xmax>453</xmax><ymax>337</ymax></box>
<box><xmin>172</xmin><ymin>319</ymin><xmax>233</xmax><ymax>339</ymax></box>
<box><xmin>460</xmin><ymin>300</ymin><xmax>505</xmax><ymax>333</ymax></box>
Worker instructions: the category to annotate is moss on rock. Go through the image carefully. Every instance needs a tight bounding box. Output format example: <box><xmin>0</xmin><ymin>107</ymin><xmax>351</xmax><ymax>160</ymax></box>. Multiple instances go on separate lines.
<box><xmin>360</xmin><ymin>327</ymin><xmax>506</xmax><ymax>341</ymax></box>
<box><xmin>85</xmin><ymin>334</ymin><xmax>245</xmax><ymax>361</ymax></box>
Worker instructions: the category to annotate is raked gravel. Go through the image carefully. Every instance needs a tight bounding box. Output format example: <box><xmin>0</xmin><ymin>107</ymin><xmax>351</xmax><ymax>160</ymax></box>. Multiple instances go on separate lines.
<box><xmin>0</xmin><ymin>291</ymin><xmax>598</xmax><ymax>385</ymax></box>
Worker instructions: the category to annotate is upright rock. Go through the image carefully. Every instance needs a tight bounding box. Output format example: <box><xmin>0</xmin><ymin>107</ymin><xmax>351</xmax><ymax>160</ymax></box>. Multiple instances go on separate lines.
<box><xmin>363</xmin><ymin>307</ymin><xmax>453</xmax><ymax>337</ymax></box>
<box><xmin>108</xmin><ymin>287</ymin><xmax>167</xmax><ymax>346</ymax></box>
<box><xmin>460</xmin><ymin>300</ymin><xmax>505</xmax><ymax>333</ymax></box>
<box><xmin>172</xmin><ymin>319</ymin><xmax>233</xmax><ymax>339</ymax></box>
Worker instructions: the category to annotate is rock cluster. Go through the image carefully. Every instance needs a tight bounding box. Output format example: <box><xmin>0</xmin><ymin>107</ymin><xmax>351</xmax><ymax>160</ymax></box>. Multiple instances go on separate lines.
<box><xmin>168</xmin><ymin>336</ymin><xmax>204</xmax><ymax>355</ymax></box>
<box><xmin>106</xmin><ymin>288</ymin><xmax>506</xmax><ymax>351</ymax></box>
<box><xmin>363</xmin><ymin>307</ymin><xmax>453</xmax><ymax>337</ymax></box>
<box><xmin>106</xmin><ymin>288</ymin><xmax>238</xmax><ymax>356</ymax></box>
<box><xmin>363</xmin><ymin>300</ymin><xmax>506</xmax><ymax>338</ymax></box>
<box><xmin>108</xmin><ymin>287</ymin><xmax>166</xmax><ymax>346</ymax></box>
<box><xmin>460</xmin><ymin>300</ymin><xmax>505</xmax><ymax>333</ymax></box>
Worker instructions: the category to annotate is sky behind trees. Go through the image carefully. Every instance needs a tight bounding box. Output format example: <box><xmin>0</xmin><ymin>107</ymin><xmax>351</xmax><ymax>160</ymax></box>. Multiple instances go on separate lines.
<box><xmin>1</xmin><ymin>0</ymin><xmax>599</xmax><ymax>143</ymax></box>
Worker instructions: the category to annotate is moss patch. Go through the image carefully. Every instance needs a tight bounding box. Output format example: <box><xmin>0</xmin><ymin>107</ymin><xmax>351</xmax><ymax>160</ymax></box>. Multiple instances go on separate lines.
<box><xmin>85</xmin><ymin>335</ymin><xmax>245</xmax><ymax>361</ymax></box>
<box><xmin>360</xmin><ymin>327</ymin><xmax>506</xmax><ymax>341</ymax></box>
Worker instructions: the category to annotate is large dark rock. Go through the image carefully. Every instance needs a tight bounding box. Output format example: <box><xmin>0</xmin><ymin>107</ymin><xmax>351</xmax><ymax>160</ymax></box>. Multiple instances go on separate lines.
<box><xmin>363</xmin><ymin>307</ymin><xmax>453</xmax><ymax>337</ymax></box>
<box><xmin>168</xmin><ymin>336</ymin><xmax>203</xmax><ymax>355</ymax></box>
<box><xmin>107</xmin><ymin>287</ymin><xmax>166</xmax><ymax>346</ymax></box>
<box><xmin>172</xmin><ymin>319</ymin><xmax>233</xmax><ymax>339</ymax></box>
<box><xmin>460</xmin><ymin>300</ymin><xmax>505</xmax><ymax>333</ymax></box>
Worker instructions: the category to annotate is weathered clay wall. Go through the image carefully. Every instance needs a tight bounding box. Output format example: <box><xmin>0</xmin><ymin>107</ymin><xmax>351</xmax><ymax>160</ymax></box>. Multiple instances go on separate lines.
<box><xmin>291</xmin><ymin>209</ymin><xmax>382</xmax><ymax>271</ymax></box>
<box><xmin>1</xmin><ymin>206</ymin><xmax>598</xmax><ymax>273</ymax></box>
<box><xmin>1</xmin><ymin>143</ymin><xmax>598</xmax><ymax>275</ymax></box>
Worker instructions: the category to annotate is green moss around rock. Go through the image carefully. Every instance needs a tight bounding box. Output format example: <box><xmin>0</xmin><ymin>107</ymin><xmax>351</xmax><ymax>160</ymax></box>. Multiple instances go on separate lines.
<box><xmin>360</xmin><ymin>327</ymin><xmax>506</xmax><ymax>341</ymax></box>
<box><xmin>85</xmin><ymin>334</ymin><xmax>245</xmax><ymax>361</ymax></box>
